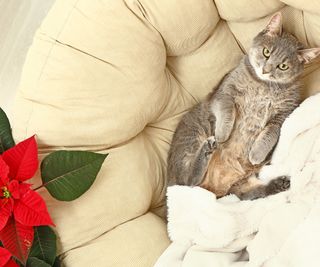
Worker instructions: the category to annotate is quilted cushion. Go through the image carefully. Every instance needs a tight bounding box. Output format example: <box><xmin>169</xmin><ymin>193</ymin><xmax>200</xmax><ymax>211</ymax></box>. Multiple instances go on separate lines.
<box><xmin>12</xmin><ymin>0</ymin><xmax>320</xmax><ymax>266</ymax></box>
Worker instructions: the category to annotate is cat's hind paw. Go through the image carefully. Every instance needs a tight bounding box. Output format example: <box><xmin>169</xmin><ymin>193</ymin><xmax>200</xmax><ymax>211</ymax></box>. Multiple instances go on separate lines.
<box><xmin>266</xmin><ymin>176</ymin><xmax>291</xmax><ymax>195</ymax></box>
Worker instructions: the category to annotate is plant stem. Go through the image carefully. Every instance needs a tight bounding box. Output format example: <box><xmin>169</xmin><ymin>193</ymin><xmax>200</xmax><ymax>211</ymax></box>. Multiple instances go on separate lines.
<box><xmin>33</xmin><ymin>184</ymin><xmax>44</xmax><ymax>191</ymax></box>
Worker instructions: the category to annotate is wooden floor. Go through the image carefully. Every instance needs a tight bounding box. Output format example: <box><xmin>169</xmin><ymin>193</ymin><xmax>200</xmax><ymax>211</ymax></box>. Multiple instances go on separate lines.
<box><xmin>0</xmin><ymin>0</ymin><xmax>54</xmax><ymax>118</ymax></box>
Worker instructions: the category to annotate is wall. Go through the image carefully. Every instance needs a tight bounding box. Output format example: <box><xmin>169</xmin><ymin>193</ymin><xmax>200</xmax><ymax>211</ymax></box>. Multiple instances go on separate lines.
<box><xmin>0</xmin><ymin>0</ymin><xmax>54</xmax><ymax>118</ymax></box>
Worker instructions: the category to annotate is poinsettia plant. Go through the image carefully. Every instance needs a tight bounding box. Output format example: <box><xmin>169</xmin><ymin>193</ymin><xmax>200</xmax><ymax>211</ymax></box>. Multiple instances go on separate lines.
<box><xmin>0</xmin><ymin>108</ymin><xmax>107</xmax><ymax>267</ymax></box>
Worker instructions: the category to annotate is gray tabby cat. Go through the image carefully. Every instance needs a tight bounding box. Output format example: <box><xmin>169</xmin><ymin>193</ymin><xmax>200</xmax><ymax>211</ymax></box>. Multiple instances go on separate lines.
<box><xmin>167</xmin><ymin>13</ymin><xmax>320</xmax><ymax>200</ymax></box>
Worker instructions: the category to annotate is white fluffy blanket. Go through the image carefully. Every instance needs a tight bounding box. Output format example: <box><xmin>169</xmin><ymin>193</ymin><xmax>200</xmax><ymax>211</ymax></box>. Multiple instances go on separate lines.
<box><xmin>155</xmin><ymin>93</ymin><xmax>320</xmax><ymax>267</ymax></box>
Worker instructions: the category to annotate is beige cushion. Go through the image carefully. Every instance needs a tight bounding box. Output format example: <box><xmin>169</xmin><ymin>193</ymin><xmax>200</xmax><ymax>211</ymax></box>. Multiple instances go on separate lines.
<box><xmin>12</xmin><ymin>0</ymin><xmax>320</xmax><ymax>266</ymax></box>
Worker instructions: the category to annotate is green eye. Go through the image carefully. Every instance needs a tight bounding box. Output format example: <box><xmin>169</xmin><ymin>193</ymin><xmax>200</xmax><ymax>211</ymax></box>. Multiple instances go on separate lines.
<box><xmin>278</xmin><ymin>63</ymin><xmax>289</xmax><ymax>70</ymax></box>
<box><xmin>263</xmin><ymin>47</ymin><xmax>271</xmax><ymax>58</ymax></box>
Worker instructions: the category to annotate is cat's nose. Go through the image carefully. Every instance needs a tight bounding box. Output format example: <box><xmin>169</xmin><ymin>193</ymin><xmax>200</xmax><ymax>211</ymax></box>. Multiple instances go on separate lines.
<box><xmin>262</xmin><ymin>65</ymin><xmax>272</xmax><ymax>74</ymax></box>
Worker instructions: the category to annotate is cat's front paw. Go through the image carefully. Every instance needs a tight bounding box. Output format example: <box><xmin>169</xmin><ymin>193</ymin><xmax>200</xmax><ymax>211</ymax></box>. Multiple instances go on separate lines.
<box><xmin>215</xmin><ymin>128</ymin><xmax>230</xmax><ymax>143</ymax></box>
<box><xmin>249</xmin><ymin>147</ymin><xmax>267</xmax><ymax>165</ymax></box>
<box><xmin>203</xmin><ymin>136</ymin><xmax>216</xmax><ymax>157</ymax></box>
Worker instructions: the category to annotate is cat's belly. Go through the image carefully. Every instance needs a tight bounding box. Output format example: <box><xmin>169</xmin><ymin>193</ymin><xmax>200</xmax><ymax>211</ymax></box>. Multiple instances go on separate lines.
<box><xmin>233</xmin><ymin>92</ymin><xmax>273</xmax><ymax>154</ymax></box>
<box><xmin>232</xmin><ymin>116</ymin><xmax>266</xmax><ymax>155</ymax></box>
<box><xmin>201</xmin><ymin>107</ymin><xmax>270</xmax><ymax>197</ymax></box>
<box><xmin>201</xmin><ymin>144</ymin><xmax>261</xmax><ymax>198</ymax></box>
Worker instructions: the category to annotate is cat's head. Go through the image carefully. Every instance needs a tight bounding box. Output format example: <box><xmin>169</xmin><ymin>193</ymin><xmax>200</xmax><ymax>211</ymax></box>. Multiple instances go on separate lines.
<box><xmin>249</xmin><ymin>12</ymin><xmax>320</xmax><ymax>84</ymax></box>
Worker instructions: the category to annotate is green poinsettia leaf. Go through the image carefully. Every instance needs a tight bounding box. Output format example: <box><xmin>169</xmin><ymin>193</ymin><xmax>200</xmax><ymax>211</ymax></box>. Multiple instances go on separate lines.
<box><xmin>41</xmin><ymin>151</ymin><xmax>108</xmax><ymax>201</ymax></box>
<box><xmin>29</xmin><ymin>226</ymin><xmax>56</xmax><ymax>266</ymax></box>
<box><xmin>0</xmin><ymin>108</ymin><xmax>15</xmax><ymax>154</ymax></box>
<box><xmin>27</xmin><ymin>257</ymin><xmax>51</xmax><ymax>267</ymax></box>
<box><xmin>53</xmin><ymin>256</ymin><xmax>61</xmax><ymax>267</ymax></box>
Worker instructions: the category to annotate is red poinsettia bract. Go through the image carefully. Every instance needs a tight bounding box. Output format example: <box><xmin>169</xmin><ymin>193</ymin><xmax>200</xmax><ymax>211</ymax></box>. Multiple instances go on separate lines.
<box><xmin>0</xmin><ymin>136</ymin><xmax>54</xmax><ymax>264</ymax></box>
<box><xmin>0</xmin><ymin>247</ymin><xmax>19</xmax><ymax>267</ymax></box>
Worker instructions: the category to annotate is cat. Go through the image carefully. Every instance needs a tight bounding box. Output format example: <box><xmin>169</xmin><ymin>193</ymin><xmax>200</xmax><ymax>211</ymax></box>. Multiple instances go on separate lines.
<box><xmin>167</xmin><ymin>12</ymin><xmax>320</xmax><ymax>200</ymax></box>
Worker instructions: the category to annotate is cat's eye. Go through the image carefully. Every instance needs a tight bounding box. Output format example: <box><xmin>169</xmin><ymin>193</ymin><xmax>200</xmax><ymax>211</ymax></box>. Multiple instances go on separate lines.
<box><xmin>263</xmin><ymin>47</ymin><xmax>271</xmax><ymax>58</ymax></box>
<box><xmin>278</xmin><ymin>63</ymin><xmax>289</xmax><ymax>70</ymax></box>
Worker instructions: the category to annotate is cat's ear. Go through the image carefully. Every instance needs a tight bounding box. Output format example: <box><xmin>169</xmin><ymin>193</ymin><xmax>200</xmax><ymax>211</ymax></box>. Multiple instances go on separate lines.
<box><xmin>264</xmin><ymin>12</ymin><xmax>282</xmax><ymax>36</ymax></box>
<box><xmin>298</xmin><ymin>48</ymin><xmax>320</xmax><ymax>64</ymax></box>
